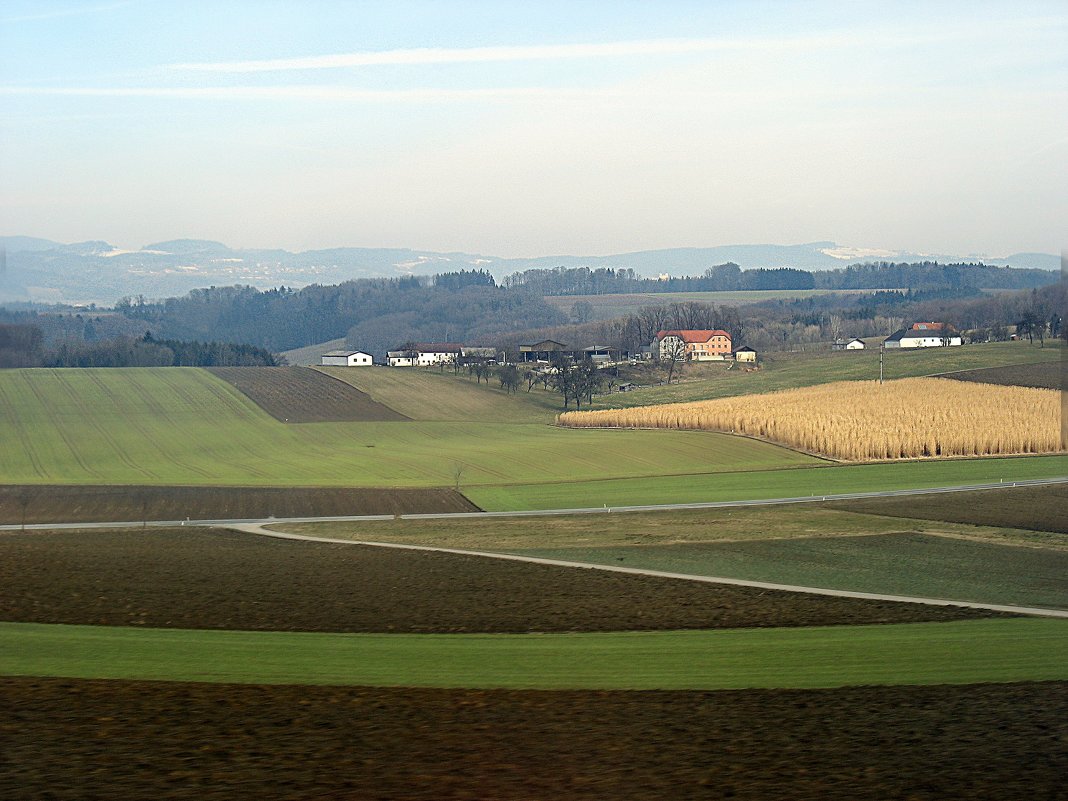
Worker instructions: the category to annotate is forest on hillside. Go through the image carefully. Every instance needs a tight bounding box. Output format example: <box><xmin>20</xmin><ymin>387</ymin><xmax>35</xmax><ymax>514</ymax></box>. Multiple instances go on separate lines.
<box><xmin>502</xmin><ymin>261</ymin><xmax>1056</xmax><ymax>296</ymax></box>
<box><xmin>1</xmin><ymin>263</ymin><xmax>1062</xmax><ymax>362</ymax></box>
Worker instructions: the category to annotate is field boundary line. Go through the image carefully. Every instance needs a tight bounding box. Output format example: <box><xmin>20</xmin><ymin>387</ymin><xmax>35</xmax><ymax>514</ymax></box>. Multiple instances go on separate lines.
<box><xmin>925</xmin><ymin>361</ymin><xmax>1057</xmax><ymax>378</ymax></box>
<box><xmin>2</xmin><ymin>477</ymin><xmax>1067</xmax><ymax>532</ymax></box>
<box><xmin>223</xmin><ymin>522</ymin><xmax>1068</xmax><ymax>620</ymax></box>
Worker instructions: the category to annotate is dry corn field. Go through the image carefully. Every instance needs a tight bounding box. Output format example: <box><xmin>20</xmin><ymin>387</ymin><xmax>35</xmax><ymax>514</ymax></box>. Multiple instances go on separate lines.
<box><xmin>559</xmin><ymin>378</ymin><xmax>1063</xmax><ymax>461</ymax></box>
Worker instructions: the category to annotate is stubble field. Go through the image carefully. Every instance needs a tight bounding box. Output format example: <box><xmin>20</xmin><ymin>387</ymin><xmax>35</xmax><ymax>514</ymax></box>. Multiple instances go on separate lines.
<box><xmin>560</xmin><ymin>377</ymin><xmax>1061</xmax><ymax>460</ymax></box>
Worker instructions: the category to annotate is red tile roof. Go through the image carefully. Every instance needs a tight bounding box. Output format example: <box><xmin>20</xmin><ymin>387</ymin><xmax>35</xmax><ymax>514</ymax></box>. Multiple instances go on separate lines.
<box><xmin>656</xmin><ymin>329</ymin><xmax>731</xmax><ymax>343</ymax></box>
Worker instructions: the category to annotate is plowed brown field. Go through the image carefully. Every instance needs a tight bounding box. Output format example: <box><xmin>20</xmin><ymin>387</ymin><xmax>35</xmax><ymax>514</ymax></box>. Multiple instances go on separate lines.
<box><xmin>0</xmin><ymin>485</ymin><xmax>476</xmax><ymax>524</ymax></box>
<box><xmin>3</xmin><ymin>678</ymin><xmax>1064</xmax><ymax>801</ymax></box>
<box><xmin>208</xmin><ymin>366</ymin><xmax>408</xmax><ymax>422</ymax></box>
<box><xmin>0</xmin><ymin>529</ymin><xmax>1000</xmax><ymax>631</ymax></box>
<box><xmin>940</xmin><ymin>360</ymin><xmax>1062</xmax><ymax>389</ymax></box>
<box><xmin>833</xmin><ymin>483</ymin><xmax>1068</xmax><ymax>534</ymax></box>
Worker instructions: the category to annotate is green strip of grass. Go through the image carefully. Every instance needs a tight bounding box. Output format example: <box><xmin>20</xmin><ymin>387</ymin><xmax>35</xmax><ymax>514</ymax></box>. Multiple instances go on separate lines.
<box><xmin>1</xmin><ymin>619</ymin><xmax>1065</xmax><ymax>690</ymax></box>
<box><xmin>511</xmin><ymin>534</ymin><xmax>1068</xmax><ymax>610</ymax></box>
<box><xmin>465</xmin><ymin>455</ymin><xmax>1068</xmax><ymax>511</ymax></box>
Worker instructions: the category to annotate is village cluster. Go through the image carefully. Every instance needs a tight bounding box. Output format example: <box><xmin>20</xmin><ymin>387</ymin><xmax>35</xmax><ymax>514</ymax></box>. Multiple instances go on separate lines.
<box><xmin>321</xmin><ymin>321</ymin><xmax>961</xmax><ymax>371</ymax></box>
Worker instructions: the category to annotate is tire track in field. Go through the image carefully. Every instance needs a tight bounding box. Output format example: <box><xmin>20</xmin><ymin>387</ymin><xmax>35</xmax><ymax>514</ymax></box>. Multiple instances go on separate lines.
<box><xmin>0</xmin><ymin>377</ymin><xmax>50</xmax><ymax>480</ymax></box>
<box><xmin>64</xmin><ymin>372</ymin><xmax>159</xmax><ymax>480</ymax></box>
<box><xmin>123</xmin><ymin>371</ymin><xmax>216</xmax><ymax>481</ymax></box>
<box><xmin>21</xmin><ymin>372</ymin><xmax>104</xmax><ymax>481</ymax></box>
<box><xmin>161</xmin><ymin>370</ymin><xmax>273</xmax><ymax>481</ymax></box>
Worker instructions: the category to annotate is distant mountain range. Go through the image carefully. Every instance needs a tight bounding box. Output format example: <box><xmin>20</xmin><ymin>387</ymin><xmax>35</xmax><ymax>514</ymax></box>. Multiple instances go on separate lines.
<box><xmin>0</xmin><ymin>236</ymin><xmax>1058</xmax><ymax>306</ymax></box>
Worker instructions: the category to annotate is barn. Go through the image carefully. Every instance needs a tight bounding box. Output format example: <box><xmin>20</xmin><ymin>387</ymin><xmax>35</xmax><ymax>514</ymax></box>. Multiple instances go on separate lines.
<box><xmin>321</xmin><ymin>350</ymin><xmax>373</xmax><ymax>367</ymax></box>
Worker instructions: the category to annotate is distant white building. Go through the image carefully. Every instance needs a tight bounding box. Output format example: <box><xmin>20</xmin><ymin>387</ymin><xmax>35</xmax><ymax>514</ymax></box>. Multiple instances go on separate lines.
<box><xmin>845</xmin><ymin>338</ymin><xmax>866</xmax><ymax>350</ymax></box>
<box><xmin>884</xmin><ymin>322</ymin><xmax>961</xmax><ymax>349</ymax></box>
<box><xmin>734</xmin><ymin>346</ymin><xmax>757</xmax><ymax>363</ymax></box>
<box><xmin>321</xmin><ymin>350</ymin><xmax>373</xmax><ymax>367</ymax></box>
<box><xmin>387</xmin><ymin>343</ymin><xmax>463</xmax><ymax>367</ymax></box>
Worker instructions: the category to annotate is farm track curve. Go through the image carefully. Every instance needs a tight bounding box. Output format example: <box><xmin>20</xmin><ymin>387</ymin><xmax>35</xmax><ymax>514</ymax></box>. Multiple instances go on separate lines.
<box><xmin>226</xmin><ymin>522</ymin><xmax>1068</xmax><ymax>619</ymax></box>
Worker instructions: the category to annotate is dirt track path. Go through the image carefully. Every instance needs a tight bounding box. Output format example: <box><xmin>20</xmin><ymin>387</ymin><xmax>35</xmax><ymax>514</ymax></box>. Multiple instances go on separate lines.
<box><xmin>224</xmin><ymin>522</ymin><xmax>1068</xmax><ymax>620</ymax></box>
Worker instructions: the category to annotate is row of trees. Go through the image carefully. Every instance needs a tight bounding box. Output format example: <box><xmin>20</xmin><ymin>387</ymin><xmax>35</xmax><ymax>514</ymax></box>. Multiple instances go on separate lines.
<box><xmin>111</xmin><ymin>272</ymin><xmax>566</xmax><ymax>355</ymax></box>
<box><xmin>499</xmin><ymin>262</ymin><xmax>1055</xmax><ymax>297</ymax></box>
<box><xmin>501</xmin><ymin>264</ymin><xmax>816</xmax><ymax>295</ymax></box>
<box><xmin>0</xmin><ymin>326</ymin><xmax>277</xmax><ymax>368</ymax></box>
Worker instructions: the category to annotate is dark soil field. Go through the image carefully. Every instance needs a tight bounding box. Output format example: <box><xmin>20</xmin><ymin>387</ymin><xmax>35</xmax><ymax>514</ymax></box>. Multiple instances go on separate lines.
<box><xmin>208</xmin><ymin>366</ymin><xmax>409</xmax><ymax>422</ymax></box>
<box><xmin>0</xmin><ymin>485</ymin><xmax>477</xmax><ymax>524</ymax></box>
<box><xmin>939</xmin><ymin>360</ymin><xmax>1062</xmax><ymax>389</ymax></box>
<box><xmin>3</xmin><ymin>677</ymin><xmax>1064</xmax><ymax>801</ymax></box>
<box><xmin>0</xmin><ymin>529</ymin><xmax>1000</xmax><ymax>632</ymax></box>
<box><xmin>833</xmin><ymin>483</ymin><xmax>1068</xmax><ymax>534</ymax></box>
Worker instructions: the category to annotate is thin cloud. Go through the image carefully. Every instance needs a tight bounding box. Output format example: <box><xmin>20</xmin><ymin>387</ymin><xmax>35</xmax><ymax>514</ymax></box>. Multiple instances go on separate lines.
<box><xmin>168</xmin><ymin>35</ymin><xmax>847</xmax><ymax>73</ymax></box>
<box><xmin>0</xmin><ymin>85</ymin><xmax>623</xmax><ymax>102</ymax></box>
<box><xmin>166</xmin><ymin>23</ymin><xmax>1050</xmax><ymax>73</ymax></box>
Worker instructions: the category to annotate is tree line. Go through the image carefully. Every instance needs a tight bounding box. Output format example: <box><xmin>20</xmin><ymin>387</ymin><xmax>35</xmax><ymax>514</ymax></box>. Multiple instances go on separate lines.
<box><xmin>0</xmin><ymin>326</ymin><xmax>277</xmax><ymax>368</ymax></box>
<box><xmin>500</xmin><ymin>261</ymin><xmax>1055</xmax><ymax>296</ymax></box>
<box><xmin>111</xmin><ymin>270</ymin><xmax>564</xmax><ymax>355</ymax></box>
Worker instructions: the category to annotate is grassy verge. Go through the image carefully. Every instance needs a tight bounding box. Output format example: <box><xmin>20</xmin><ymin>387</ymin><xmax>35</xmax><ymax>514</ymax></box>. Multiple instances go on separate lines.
<box><xmin>278</xmin><ymin>504</ymin><xmax>1059</xmax><ymax>551</ymax></box>
<box><xmin>1</xmin><ymin>619</ymin><xmax>1065</xmax><ymax>689</ymax></box>
<box><xmin>510</xmin><ymin>534</ymin><xmax>1068</xmax><ymax>610</ymax></box>
<box><xmin>832</xmin><ymin>483</ymin><xmax>1068</xmax><ymax>535</ymax></box>
<box><xmin>466</xmin><ymin>454</ymin><xmax>1068</xmax><ymax>511</ymax></box>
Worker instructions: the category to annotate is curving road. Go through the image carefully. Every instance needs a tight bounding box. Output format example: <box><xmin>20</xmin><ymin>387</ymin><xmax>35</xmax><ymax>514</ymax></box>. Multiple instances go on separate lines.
<box><xmin>3</xmin><ymin>477</ymin><xmax>1065</xmax><ymax>618</ymax></box>
<box><xmin>224</xmin><ymin>521</ymin><xmax>1068</xmax><ymax>620</ymax></box>
<box><xmin>1</xmin><ymin>475</ymin><xmax>1065</xmax><ymax>532</ymax></box>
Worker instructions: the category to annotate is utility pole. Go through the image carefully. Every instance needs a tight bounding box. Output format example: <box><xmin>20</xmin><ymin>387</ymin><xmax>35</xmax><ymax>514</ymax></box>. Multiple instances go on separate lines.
<box><xmin>879</xmin><ymin>343</ymin><xmax>884</xmax><ymax>384</ymax></box>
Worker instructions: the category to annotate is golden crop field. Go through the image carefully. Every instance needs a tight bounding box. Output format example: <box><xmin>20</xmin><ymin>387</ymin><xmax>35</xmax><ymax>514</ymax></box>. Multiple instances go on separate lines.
<box><xmin>559</xmin><ymin>377</ymin><xmax>1063</xmax><ymax>461</ymax></box>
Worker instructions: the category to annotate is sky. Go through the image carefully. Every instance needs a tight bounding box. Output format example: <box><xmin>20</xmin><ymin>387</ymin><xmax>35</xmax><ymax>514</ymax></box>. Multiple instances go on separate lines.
<box><xmin>0</xmin><ymin>0</ymin><xmax>1065</xmax><ymax>257</ymax></box>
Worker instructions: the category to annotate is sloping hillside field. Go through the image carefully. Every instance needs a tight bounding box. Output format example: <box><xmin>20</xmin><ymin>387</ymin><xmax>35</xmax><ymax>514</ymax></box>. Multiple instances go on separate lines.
<box><xmin>0</xmin><ymin>368</ymin><xmax>819</xmax><ymax>487</ymax></box>
<box><xmin>208</xmin><ymin>366</ymin><xmax>409</xmax><ymax>422</ymax></box>
<box><xmin>318</xmin><ymin>363</ymin><xmax>560</xmax><ymax>422</ymax></box>
<box><xmin>594</xmin><ymin>340</ymin><xmax>1064</xmax><ymax>409</ymax></box>
<box><xmin>939</xmin><ymin>360</ymin><xmax>1062</xmax><ymax>390</ymax></box>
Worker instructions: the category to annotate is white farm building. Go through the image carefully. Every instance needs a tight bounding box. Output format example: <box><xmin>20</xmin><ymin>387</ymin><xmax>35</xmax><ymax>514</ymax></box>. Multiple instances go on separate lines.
<box><xmin>884</xmin><ymin>323</ymin><xmax>961</xmax><ymax>349</ymax></box>
<box><xmin>321</xmin><ymin>350</ymin><xmax>373</xmax><ymax>367</ymax></box>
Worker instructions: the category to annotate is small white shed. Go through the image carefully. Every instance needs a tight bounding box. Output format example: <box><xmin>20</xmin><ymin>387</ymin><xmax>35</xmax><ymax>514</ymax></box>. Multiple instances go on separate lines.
<box><xmin>735</xmin><ymin>346</ymin><xmax>757</xmax><ymax>363</ymax></box>
<box><xmin>845</xmin><ymin>338</ymin><xmax>866</xmax><ymax>350</ymax></box>
<box><xmin>321</xmin><ymin>350</ymin><xmax>373</xmax><ymax>367</ymax></box>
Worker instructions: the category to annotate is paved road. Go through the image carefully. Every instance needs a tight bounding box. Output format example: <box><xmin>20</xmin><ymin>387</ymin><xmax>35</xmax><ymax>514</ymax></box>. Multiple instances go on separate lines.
<box><xmin>1</xmin><ymin>475</ymin><xmax>1065</xmax><ymax>532</ymax></box>
<box><xmin>225</xmin><ymin>522</ymin><xmax>1068</xmax><ymax>620</ymax></box>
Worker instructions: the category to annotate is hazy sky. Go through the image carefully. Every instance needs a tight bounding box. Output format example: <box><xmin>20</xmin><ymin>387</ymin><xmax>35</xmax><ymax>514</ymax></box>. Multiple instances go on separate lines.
<box><xmin>1</xmin><ymin>0</ymin><xmax>1065</xmax><ymax>257</ymax></box>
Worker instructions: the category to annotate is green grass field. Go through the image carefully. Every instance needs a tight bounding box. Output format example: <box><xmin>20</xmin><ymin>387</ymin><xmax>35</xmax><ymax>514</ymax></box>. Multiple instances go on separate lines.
<box><xmin>595</xmin><ymin>341</ymin><xmax>1063</xmax><ymax>409</ymax></box>
<box><xmin>279</xmin><ymin>500</ymin><xmax>1061</xmax><ymax>552</ymax></box>
<box><xmin>318</xmin><ymin>364</ymin><xmax>560</xmax><ymax>422</ymax></box>
<box><xmin>466</xmin><ymin>454</ymin><xmax>1068</xmax><ymax>510</ymax></box>
<box><xmin>2</xmin><ymin>619</ymin><xmax>1064</xmax><ymax>689</ymax></box>
<box><xmin>278</xmin><ymin>506</ymin><xmax>941</xmax><ymax>549</ymax></box>
<box><xmin>0</xmin><ymin>368</ymin><xmax>817</xmax><ymax>486</ymax></box>
<box><xmin>512</xmin><ymin>534</ymin><xmax>1068</xmax><ymax>610</ymax></box>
